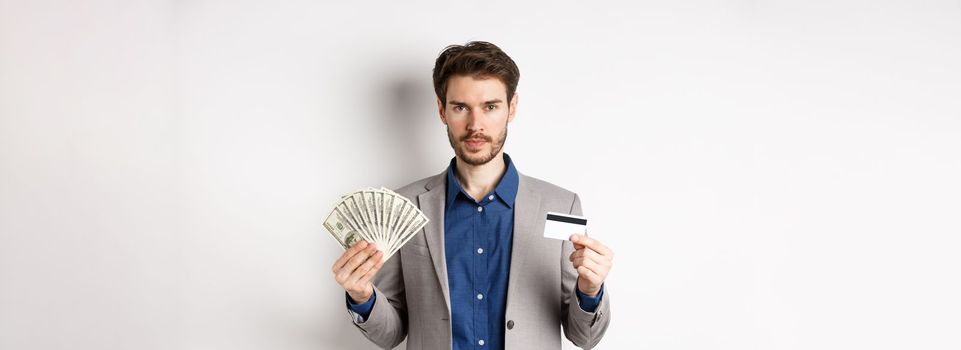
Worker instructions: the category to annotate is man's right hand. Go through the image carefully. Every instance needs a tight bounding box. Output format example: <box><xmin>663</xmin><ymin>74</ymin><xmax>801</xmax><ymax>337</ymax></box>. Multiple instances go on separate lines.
<box><xmin>332</xmin><ymin>241</ymin><xmax>385</xmax><ymax>304</ymax></box>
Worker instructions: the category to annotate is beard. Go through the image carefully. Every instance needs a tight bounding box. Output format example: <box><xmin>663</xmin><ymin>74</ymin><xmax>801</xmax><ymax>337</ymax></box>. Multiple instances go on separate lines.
<box><xmin>447</xmin><ymin>122</ymin><xmax>508</xmax><ymax>166</ymax></box>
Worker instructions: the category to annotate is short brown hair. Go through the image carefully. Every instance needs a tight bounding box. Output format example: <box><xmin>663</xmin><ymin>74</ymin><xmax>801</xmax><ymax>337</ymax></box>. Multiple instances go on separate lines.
<box><xmin>432</xmin><ymin>41</ymin><xmax>520</xmax><ymax>108</ymax></box>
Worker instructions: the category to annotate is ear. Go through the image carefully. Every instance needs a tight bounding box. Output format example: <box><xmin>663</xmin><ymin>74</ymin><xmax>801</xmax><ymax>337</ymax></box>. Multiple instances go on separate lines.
<box><xmin>507</xmin><ymin>92</ymin><xmax>519</xmax><ymax>123</ymax></box>
<box><xmin>437</xmin><ymin>97</ymin><xmax>448</xmax><ymax>125</ymax></box>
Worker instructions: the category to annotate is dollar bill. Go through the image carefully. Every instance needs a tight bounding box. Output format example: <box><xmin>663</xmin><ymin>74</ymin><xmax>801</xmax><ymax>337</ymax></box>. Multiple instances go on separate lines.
<box><xmin>323</xmin><ymin>207</ymin><xmax>363</xmax><ymax>249</ymax></box>
<box><xmin>323</xmin><ymin>187</ymin><xmax>430</xmax><ymax>261</ymax></box>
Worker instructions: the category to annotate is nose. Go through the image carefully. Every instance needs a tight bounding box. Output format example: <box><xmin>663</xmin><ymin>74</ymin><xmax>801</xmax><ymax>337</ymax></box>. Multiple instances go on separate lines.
<box><xmin>466</xmin><ymin>110</ymin><xmax>483</xmax><ymax>133</ymax></box>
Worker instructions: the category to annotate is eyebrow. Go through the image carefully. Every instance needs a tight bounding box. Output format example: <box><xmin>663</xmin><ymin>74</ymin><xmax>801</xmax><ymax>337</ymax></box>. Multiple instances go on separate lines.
<box><xmin>449</xmin><ymin>99</ymin><xmax>504</xmax><ymax>106</ymax></box>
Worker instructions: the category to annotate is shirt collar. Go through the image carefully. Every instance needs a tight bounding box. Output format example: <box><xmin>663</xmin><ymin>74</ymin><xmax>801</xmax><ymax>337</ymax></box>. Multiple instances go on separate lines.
<box><xmin>445</xmin><ymin>153</ymin><xmax>519</xmax><ymax>208</ymax></box>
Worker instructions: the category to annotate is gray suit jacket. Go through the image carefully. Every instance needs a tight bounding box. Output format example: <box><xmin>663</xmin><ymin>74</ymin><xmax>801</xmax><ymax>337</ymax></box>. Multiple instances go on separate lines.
<box><xmin>347</xmin><ymin>169</ymin><xmax>611</xmax><ymax>349</ymax></box>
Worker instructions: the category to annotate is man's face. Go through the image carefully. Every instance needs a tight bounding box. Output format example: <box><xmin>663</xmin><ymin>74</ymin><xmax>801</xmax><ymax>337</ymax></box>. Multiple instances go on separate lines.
<box><xmin>438</xmin><ymin>75</ymin><xmax>518</xmax><ymax>166</ymax></box>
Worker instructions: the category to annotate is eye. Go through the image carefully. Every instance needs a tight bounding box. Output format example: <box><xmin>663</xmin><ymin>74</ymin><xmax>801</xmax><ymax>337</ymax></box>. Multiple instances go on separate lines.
<box><xmin>486</xmin><ymin>104</ymin><xmax>497</xmax><ymax>111</ymax></box>
<box><xmin>454</xmin><ymin>106</ymin><xmax>466</xmax><ymax>112</ymax></box>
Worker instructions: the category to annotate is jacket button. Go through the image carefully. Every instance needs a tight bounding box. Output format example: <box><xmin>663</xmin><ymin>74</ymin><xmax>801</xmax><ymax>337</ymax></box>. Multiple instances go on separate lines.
<box><xmin>507</xmin><ymin>320</ymin><xmax>514</xmax><ymax>330</ymax></box>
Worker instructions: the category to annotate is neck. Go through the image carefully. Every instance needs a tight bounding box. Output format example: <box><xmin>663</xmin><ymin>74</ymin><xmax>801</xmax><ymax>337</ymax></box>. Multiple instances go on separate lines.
<box><xmin>454</xmin><ymin>151</ymin><xmax>506</xmax><ymax>202</ymax></box>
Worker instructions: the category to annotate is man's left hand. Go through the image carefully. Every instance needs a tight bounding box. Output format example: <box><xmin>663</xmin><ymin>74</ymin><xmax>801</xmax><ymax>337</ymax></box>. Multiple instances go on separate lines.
<box><xmin>568</xmin><ymin>234</ymin><xmax>613</xmax><ymax>297</ymax></box>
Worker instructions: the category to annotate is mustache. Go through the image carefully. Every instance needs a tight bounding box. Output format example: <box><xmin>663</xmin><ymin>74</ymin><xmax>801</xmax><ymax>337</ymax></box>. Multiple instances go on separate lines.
<box><xmin>461</xmin><ymin>133</ymin><xmax>492</xmax><ymax>142</ymax></box>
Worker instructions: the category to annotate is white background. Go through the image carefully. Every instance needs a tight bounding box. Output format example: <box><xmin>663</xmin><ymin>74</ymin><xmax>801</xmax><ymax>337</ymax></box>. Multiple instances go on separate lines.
<box><xmin>2</xmin><ymin>1</ymin><xmax>960</xmax><ymax>349</ymax></box>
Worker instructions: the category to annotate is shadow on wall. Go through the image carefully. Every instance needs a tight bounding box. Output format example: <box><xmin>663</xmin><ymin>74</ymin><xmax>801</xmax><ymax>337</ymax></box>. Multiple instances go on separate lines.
<box><xmin>377</xmin><ymin>66</ymin><xmax>444</xmax><ymax>186</ymax></box>
<box><xmin>263</xmin><ymin>59</ymin><xmax>437</xmax><ymax>350</ymax></box>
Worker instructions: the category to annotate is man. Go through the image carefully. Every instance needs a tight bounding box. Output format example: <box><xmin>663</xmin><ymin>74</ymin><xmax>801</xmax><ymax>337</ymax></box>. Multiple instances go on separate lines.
<box><xmin>331</xmin><ymin>41</ymin><xmax>613</xmax><ymax>349</ymax></box>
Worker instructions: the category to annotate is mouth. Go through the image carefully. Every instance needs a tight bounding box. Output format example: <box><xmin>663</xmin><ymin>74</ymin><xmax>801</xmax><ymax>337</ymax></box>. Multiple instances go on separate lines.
<box><xmin>464</xmin><ymin>139</ymin><xmax>488</xmax><ymax>150</ymax></box>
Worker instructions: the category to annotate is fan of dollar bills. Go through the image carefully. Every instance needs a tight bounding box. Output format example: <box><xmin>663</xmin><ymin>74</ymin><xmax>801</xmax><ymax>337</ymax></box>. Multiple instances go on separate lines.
<box><xmin>323</xmin><ymin>187</ymin><xmax>429</xmax><ymax>261</ymax></box>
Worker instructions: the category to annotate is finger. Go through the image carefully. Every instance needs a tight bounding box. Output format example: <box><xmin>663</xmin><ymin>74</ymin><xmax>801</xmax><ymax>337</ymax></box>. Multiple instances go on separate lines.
<box><xmin>332</xmin><ymin>240</ymin><xmax>369</xmax><ymax>272</ymax></box>
<box><xmin>572</xmin><ymin>241</ymin><xmax>586</xmax><ymax>250</ymax></box>
<box><xmin>569</xmin><ymin>234</ymin><xmax>596</xmax><ymax>249</ymax></box>
<box><xmin>579</xmin><ymin>258</ymin><xmax>609</xmax><ymax>279</ymax></box>
<box><xmin>572</xmin><ymin>256</ymin><xmax>585</xmax><ymax>268</ymax></box>
<box><xmin>569</xmin><ymin>248</ymin><xmax>585</xmax><ymax>262</ymax></box>
<box><xmin>572</xmin><ymin>254</ymin><xmax>605</xmax><ymax>270</ymax></box>
<box><xmin>338</xmin><ymin>245</ymin><xmax>376</xmax><ymax>281</ymax></box>
<box><xmin>334</xmin><ymin>249</ymin><xmax>373</xmax><ymax>289</ymax></box>
<box><xmin>357</xmin><ymin>250</ymin><xmax>383</xmax><ymax>276</ymax></box>
<box><xmin>577</xmin><ymin>265</ymin><xmax>602</xmax><ymax>285</ymax></box>
<box><xmin>579</xmin><ymin>247</ymin><xmax>596</xmax><ymax>260</ymax></box>
<box><xmin>569</xmin><ymin>234</ymin><xmax>591</xmax><ymax>250</ymax></box>
<box><xmin>344</xmin><ymin>251</ymin><xmax>383</xmax><ymax>287</ymax></box>
<box><xmin>571</xmin><ymin>247</ymin><xmax>597</xmax><ymax>264</ymax></box>
<box><xmin>581</xmin><ymin>247</ymin><xmax>612</xmax><ymax>266</ymax></box>
<box><xmin>570</xmin><ymin>234</ymin><xmax>612</xmax><ymax>257</ymax></box>
<box><xmin>355</xmin><ymin>254</ymin><xmax>385</xmax><ymax>286</ymax></box>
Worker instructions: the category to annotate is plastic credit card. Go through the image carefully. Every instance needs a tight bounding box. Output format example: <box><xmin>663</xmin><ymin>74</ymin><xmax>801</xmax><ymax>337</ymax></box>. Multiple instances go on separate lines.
<box><xmin>543</xmin><ymin>212</ymin><xmax>587</xmax><ymax>240</ymax></box>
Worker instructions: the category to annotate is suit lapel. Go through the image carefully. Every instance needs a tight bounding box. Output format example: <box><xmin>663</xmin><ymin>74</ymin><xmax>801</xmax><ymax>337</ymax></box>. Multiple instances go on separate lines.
<box><xmin>416</xmin><ymin>171</ymin><xmax>541</xmax><ymax>316</ymax></box>
<box><xmin>506</xmin><ymin>174</ymin><xmax>542</xmax><ymax>309</ymax></box>
<box><xmin>417</xmin><ymin>171</ymin><xmax>452</xmax><ymax>313</ymax></box>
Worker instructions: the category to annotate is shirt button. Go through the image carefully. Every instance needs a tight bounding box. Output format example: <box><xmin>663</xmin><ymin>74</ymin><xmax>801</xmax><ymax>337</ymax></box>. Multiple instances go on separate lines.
<box><xmin>477</xmin><ymin>206</ymin><xmax>483</xmax><ymax>212</ymax></box>
<box><xmin>477</xmin><ymin>248</ymin><xmax>484</xmax><ymax>254</ymax></box>
<box><xmin>507</xmin><ymin>320</ymin><xmax>515</xmax><ymax>329</ymax></box>
<box><xmin>476</xmin><ymin>293</ymin><xmax>484</xmax><ymax>300</ymax></box>
<box><xmin>488</xmin><ymin>195</ymin><xmax>494</xmax><ymax>200</ymax></box>
<box><xmin>478</xmin><ymin>339</ymin><xmax>485</xmax><ymax>346</ymax></box>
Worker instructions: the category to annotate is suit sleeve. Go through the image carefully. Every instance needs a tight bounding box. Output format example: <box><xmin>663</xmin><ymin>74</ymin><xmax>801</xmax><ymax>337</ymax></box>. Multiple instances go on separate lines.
<box><xmin>560</xmin><ymin>193</ymin><xmax>612</xmax><ymax>349</ymax></box>
<box><xmin>345</xmin><ymin>247</ymin><xmax>409</xmax><ymax>349</ymax></box>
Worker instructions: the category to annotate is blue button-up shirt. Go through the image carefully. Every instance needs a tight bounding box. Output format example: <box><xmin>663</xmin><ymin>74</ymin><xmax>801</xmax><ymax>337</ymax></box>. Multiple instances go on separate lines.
<box><xmin>443</xmin><ymin>153</ymin><xmax>518</xmax><ymax>349</ymax></box>
<box><xmin>347</xmin><ymin>153</ymin><xmax>602</xmax><ymax>349</ymax></box>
